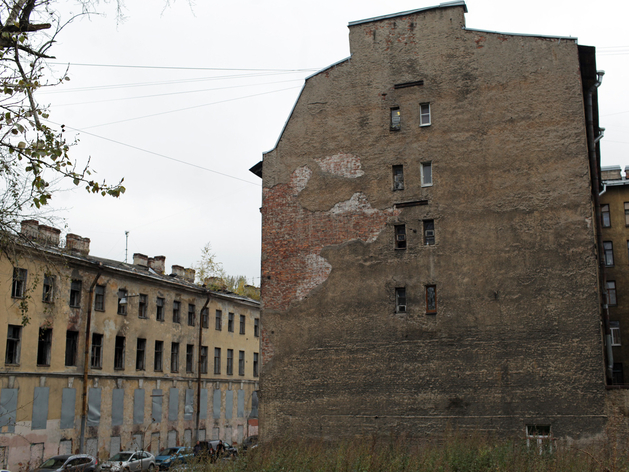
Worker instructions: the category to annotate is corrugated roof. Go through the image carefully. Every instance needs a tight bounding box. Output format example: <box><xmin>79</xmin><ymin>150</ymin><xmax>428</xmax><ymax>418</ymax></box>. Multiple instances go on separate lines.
<box><xmin>348</xmin><ymin>1</ymin><xmax>467</xmax><ymax>27</ymax></box>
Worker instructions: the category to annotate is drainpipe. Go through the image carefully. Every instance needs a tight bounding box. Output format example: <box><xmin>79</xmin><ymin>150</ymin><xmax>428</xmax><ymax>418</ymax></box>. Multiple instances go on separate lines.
<box><xmin>79</xmin><ymin>267</ymin><xmax>102</xmax><ymax>453</ymax></box>
<box><xmin>195</xmin><ymin>290</ymin><xmax>211</xmax><ymax>442</ymax></box>
<box><xmin>585</xmin><ymin>70</ymin><xmax>611</xmax><ymax>379</ymax></box>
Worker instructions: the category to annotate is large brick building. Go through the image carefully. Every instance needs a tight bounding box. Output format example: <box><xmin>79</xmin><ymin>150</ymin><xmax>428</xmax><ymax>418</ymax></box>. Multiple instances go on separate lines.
<box><xmin>251</xmin><ymin>1</ymin><xmax>609</xmax><ymax>441</ymax></box>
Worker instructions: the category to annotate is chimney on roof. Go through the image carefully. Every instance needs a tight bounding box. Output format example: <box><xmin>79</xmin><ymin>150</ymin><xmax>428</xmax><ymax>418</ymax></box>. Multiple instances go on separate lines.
<box><xmin>133</xmin><ymin>253</ymin><xmax>148</xmax><ymax>267</ymax></box>
<box><xmin>171</xmin><ymin>265</ymin><xmax>185</xmax><ymax>278</ymax></box>
<box><xmin>184</xmin><ymin>268</ymin><xmax>196</xmax><ymax>283</ymax></box>
<box><xmin>20</xmin><ymin>220</ymin><xmax>39</xmax><ymax>240</ymax></box>
<box><xmin>601</xmin><ymin>165</ymin><xmax>622</xmax><ymax>181</ymax></box>
<box><xmin>66</xmin><ymin>234</ymin><xmax>90</xmax><ymax>256</ymax></box>
<box><xmin>148</xmin><ymin>256</ymin><xmax>166</xmax><ymax>274</ymax></box>
<box><xmin>38</xmin><ymin>225</ymin><xmax>61</xmax><ymax>247</ymax></box>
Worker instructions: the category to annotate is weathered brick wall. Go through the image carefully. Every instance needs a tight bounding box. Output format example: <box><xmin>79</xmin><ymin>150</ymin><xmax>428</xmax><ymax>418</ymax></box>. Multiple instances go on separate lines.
<box><xmin>259</xmin><ymin>4</ymin><xmax>606</xmax><ymax>442</ymax></box>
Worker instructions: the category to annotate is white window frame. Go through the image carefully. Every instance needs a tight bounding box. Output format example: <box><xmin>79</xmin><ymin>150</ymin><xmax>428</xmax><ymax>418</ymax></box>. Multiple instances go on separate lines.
<box><xmin>419</xmin><ymin>102</ymin><xmax>431</xmax><ymax>127</ymax></box>
<box><xmin>611</xmin><ymin>321</ymin><xmax>621</xmax><ymax>346</ymax></box>
<box><xmin>421</xmin><ymin>162</ymin><xmax>433</xmax><ymax>187</ymax></box>
<box><xmin>526</xmin><ymin>425</ymin><xmax>552</xmax><ymax>454</ymax></box>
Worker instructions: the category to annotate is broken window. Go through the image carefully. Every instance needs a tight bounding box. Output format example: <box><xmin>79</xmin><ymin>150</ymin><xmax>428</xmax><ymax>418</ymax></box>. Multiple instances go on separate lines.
<box><xmin>136</xmin><ymin>338</ymin><xmax>146</xmax><ymax>371</ymax></box>
<box><xmin>215</xmin><ymin>310</ymin><xmax>222</xmax><ymax>330</ymax></box>
<box><xmin>395</xmin><ymin>224</ymin><xmax>407</xmax><ymax>249</ymax></box>
<box><xmin>201</xmin><ymin>308</ymin><xmax>209</xmax><ymax>329</ymax></box>
<box><xmin>154</xmin><ymin>341</ymin><xmax>163</xmax><ymax>372</ymax></box>
<box><xmin>214</xmin><ymin>348</ymin><xmax>221</xmax><ymax>374</ymax></box>
<box><xmin>607</xmin><ymin>281</ymin><xmax>617</xmax><ymax>306</ymax></box>
<box><xmin>5</xmin><ymin>325</ymin><xmax>21</xmax><ymax>365</ymax></box>
<box><xmin>424</xmin><ymin>219</ymin><xmax>435</xmax><ymax>245</ymax></box>
<box><xmin>139</xmin><ymin>294</ymin><xmax>148</xmax><ymax>318</ymax></box>
<box><xmin>392</xmin><ymin>165</ymin><xmax>404</xmax><ymax>191</ymax></box>
<box><xmin>239</xmin><ymin>315</ymin><xmax>246</xmax><ymax>334</ymax></box>
<box><xmin>611</xmin><ymin>321</ymin><xmax>621</xmax><ymax>346</ymax></box>
<box><xmin>253</xmin><ymin>352</ymin><xmax>259</xmax><ymax>377</ymax></box>
<box><xmin>91</xmin><ymin>333</ymin><xmax>103</xmax><ymax>368</ymax></box>
<box><xmin>117</xmin><ymin>289</ymin><xmax>127</xmax><ymax>315</ymax></box>
<box><xmin>604</xmin><ymin>241</ymin><xmax>614</xmax><ymax>267</ymax></box>
<box><xmin>421</xmin><ymin>162</ymin><xmax>433</xmax><ymax>187</ymax></box>
<box><xmin>188</xmin><ymin>304</ymin><xmax>195</xmax><ymax>327</ymax></box>
<box><xmin>226</xmin><ymin>349</ymin><xmax>234</xmax><ymax>375</ymax></box>
<box><xmin>601</xmin><ymin>204</ymin><xmax>611</xmax><ymax>228</ymax></box>
<box><xmin>70</xmin><ymin>280</ymin><xmax>82</xmax><ymax>307</ymax></box>
<box><xmin>42</xmin><ymin>275</ymin><xmax>54</xmax><ymax>303</ymax></box>
<box><xmin>390</xmin><ymin>107</ymin><xmax>401</xmax><ymax>130</ymax></box>
<box><xmin>171</xmin><ymin>342</ymin><xmax>179</xmax><ymax>373</ymax></box>
<box><xmin>228</xmin><ymin>313</ymin><xmax>234</xmax><ymax>332</ymax></box>
<box><xmin>395</xmin><ymin>287</ymin><xmax>406</xmax><ymax>313</ymax></box>
<box><xmin>65</xmin><ymin>331</ymin><xmax>79</xmax><ymax>366</ymax></box>
<box><xmin>114</xmin><ymin>336</ymin><xmax>125</xmax><ymax>370</ymax></box>
<box><xmin>156</xmin><ymin>297</ymin><xmax>165</xmax><ymax>321</ymax></box>
<box><xmin>426</xmin><ymin>285</ymin><xmax>437</xmax><ymax>314</ymax></box>
<box><xmin>612</xmin><ymin>363</ymin><xmax>624</xmax><ymax>385</ymax></box>
<box><xmin>419</xmin><ymin>102</ymin><xmax>431</xmax><ymax>126</ymax></box>
<box><xmin>526</xmin><ymin>425</ymin><xmax>552</xmax><ymax>453</ymax></box>
<box><xmin>186</xmin><ymin>344</ymin><xmax>194</xmax><ymax>373</ymax></box>
<box><xmin>238</xmin><ymin>350</ymin><xmax>245</xmax><ymax>376</ymax></box>
<box><xmin>94</xmin><ymin>285</ymin><xmax>105</xmax><ymax>311</ymax></box>
<box><xmin>172</xmin><ymin>300</ymin><xmax>181</xmax><ymax>323</ymax></box>
<box><xmin>11</xmin><ymin>268</ymin><xmax>27</xmax><ymax>299</ymax></box>
<box><xmin>254</xmin><ymin>318</ymin><xmax>260</xmax><ymax>337</ymax></box>
<box><xmin>200</xmin><ymin>346</ymin><xmax>208</xmax><ymax>374</ymax></box>
<box><xmin>37</xmin><ymin>328</ymin><xmax>52</xmax><ymax>366</ymax></box>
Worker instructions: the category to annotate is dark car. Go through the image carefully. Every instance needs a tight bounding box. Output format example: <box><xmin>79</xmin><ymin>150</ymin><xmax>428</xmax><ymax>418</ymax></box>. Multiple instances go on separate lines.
<box><xmin>153</xmin><ymin>448</ymin><xmax>192</xmax><ymax>470</ymax></box>
<box><xmin>33</xmin><ymin>455</ymin><xmax>99</xmax><ymax>472</ymax></box>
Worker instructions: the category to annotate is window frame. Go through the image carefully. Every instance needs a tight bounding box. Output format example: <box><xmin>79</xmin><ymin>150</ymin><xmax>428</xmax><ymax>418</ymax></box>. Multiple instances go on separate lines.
<box><xmin>172</xmin><ymin>300</ymin><xmax>181</xmax><ymax>323</ymax></box>
<box><xmin>11</xmin><ymin>268</ymin><xmax>27</xmax><ymax>299</ymax></box>
<box><xmin>5</xmin><ymin>324</ymin><xmax>21</xmax><ymax>365</ymax></box>
<box><xmin>69</xmin><ymin>280</ymin><xmax>82</xmax><ymax>308</ymax></box>
<box><xmin>392</xmin><ymin>165</ymin><xmax>404</xmax><ymax>191</ymax></box>
<box><xmin>42</xmin><ymin>275</ymin><xmax>54</xmax><ymax>303</ymax></box>
<box><xmin>604</xmin><ymin>241</ymin><xmax>615</xmax><ymax>267</ymax></box>
<box><xmin>238</xmin><ymin>350</ymin><xmax>245</xmax><ymax>376</ymax></box>
<box><xmin>200</xmin><ymin>346</ymin><xmax>208</xmax><ymax>374</ymax></box>
<box><xmin>254</xmin><ymin>318</ymin><xmax>260</xmax><ymax>337</ymax></box>
<box><xmin>239</xmin><ymin>315</ymin><xmax>246</xmax><ymax>335</ymax></box>
<box><xmin>201</xmin><ymin>308</ymin><xmax>209</xmax><ymax>329</ymax></box>
<box><xmin>426</xmin><ymin>285</ymin><xmax>437</xmax><ymax>314</ymax></box>
<box><xmin>94</xmin><ymin>285</ymin><xmax>105</xmax><ymax>311</ymax></box>
<box><xmin>228</xmin><ymin>313</ymin><xmax>234</xmax><ymax>332</ymax></box>
<box><xmin>226</xmin><ymin>349</ymin><xmax>233</xmax><ymax>375</ymax></box>
<box><xmin>186</xmin><ymin>344</ymin><xmax>194</xmax><ymax>373</ymax></box>
<box><xmin>188</xmin><ymin>304</ymin><xmax>196</xmax><ymax>327</ymax></box>
<box><xmin>625</xmin><ymin>202</ymin><xmax>629</xmax><ymax>227</ymax></box>
<box><xmin>607</xmin><ymin>280</ymin><xmax>618</xmax><ymax>306</ymax></box>
<box><xmin>65</xmin><ymin>330</ymin><xmax>79</xmax><ymax>367</ymax></box>
<box><xmin>390</xmin><ymin>107</ymin><xmax>401</xmax><ymax>131</ymax></box>
<box><xmin>395</xmin><ymin>287</ymin><xmax>406</xmax><ymax>313</ymax></box>
<box><xmin>215</xmin><ymin>310</ymin><xmax>222</xmax><ymax>331</ymax></box>
<box><xmin>114</xmin><ymin>336</ymin><xmax>125</xmax><ymax>370</ymax></box>
<box><xmin>154</xmin><ymin>341</ymin><xmax>164</xmax><ymax>372</ymax></box>
<box><xmin>117</xmin><ymin>289</ymin><xmax>127</xmax><ymax>315</ymax></box>
<box><xmin>156</xmin><ymin>297</ymin><xmax>165</xmax><ymax>321</ymax></box>
<box><xmin>171</xmin><ymin>342</ymin><xmax>179</xmax><ymax>372</ymax></box>
<box><xmin>611</xmin><ymin>321</ymin><xmax>622</xmax><ymax>347</ymax></box>
<box><xmin>136</xmin><ymin>338</ymin><xmax>146</xmax><ymax>371</ymax></box>
<box><xmin>91</xmin><ymin>333</ymin><xmax>103</xmax><ymax>369</ymax></box>
<box><xmin>424</xmin><ymin>219</ymin><xmax>435</xmax><ymax>246</ymax></box>
<box><xmin>419</xmin><ymin>102</ymin><xmax>431</xmax><ymax>127</ymax></box>
<box><xmin>253</xmin><ymin>352</ymin><xmax>259</xmax><ymax>377</ymax></box>
<box><xmin>601</xmin><ymin>204</ymin><xmax>611</xmax><ymax>228</ymax></box>
<box><xmin>138</xmin><ymin>294</ymin><xmax>148</xmax><ymax>318</ymax></box>
<box><xmin>37</xmin><ymin>328</ymin><xmax>52</xmax><ymax>366</ymax></box>
<box><xmin>394</xmin><ymin>224</ymin><xmax>407</xmax><ymax>250</ymax></box>
<box><xmin>421</xmin><ymin>161</ymin><xmax>433</xmax><ymax>187</ymax></box>
<box><xmin>214</xmin><ymin>348</ymin><xmax>221</xmax><ymax>374</ymax></box>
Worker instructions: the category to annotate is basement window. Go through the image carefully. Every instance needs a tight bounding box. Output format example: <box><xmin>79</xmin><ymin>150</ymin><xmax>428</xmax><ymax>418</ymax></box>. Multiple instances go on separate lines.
<box><xmin>426</xmin><ymin>285</ymin><xmax>437</xmax><ymax>314</ymax></box>
<box><xmin>424</xmin><ymin>220</ymin><xmax>435</xmax><ymax>245</ymax></box>
<box><xmin>526</xmin><ymin>425</ymin><xmax>552</xmax><ymax>453</ymax></box>
<box><xmin>392</xmin><ymin>165</ymin><xmax>404</xmax><ymax>191</ymax></box>
<box><xmin>419</xmin><ymin>102</ymin><xmax>431</xmax><ymax>126</ymax></box>
<box><xmin>395</xmin><ymin>224</ymin><xmax>407</xmax><ymax>250</ymax></box>
<box><xmin>11</xmin><ymin>268</ymin><xmax>27</xmax><ymax>299</ymax></box>
<box><xmin>611</xmin><ymin>321</ymin><xmax>621</xmax><ymax>346</ymax></box>
<box><xmin>390</xmin><ymin>107</ymin><xmax>401</xmax><ymax>131</ymax></box>
<box><xmin>395</xmin><ymin>287</ymin><xmax>406</xmax><ymax>313</ymax></box>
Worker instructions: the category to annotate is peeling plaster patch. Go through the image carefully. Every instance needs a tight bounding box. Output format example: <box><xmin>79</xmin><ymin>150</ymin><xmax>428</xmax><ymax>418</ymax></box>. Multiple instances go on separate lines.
<box><xmin>296</xmin><ymin>254</ymin><xmax>332</xmax><ymax>301</ymax></box>
<box><xmin>315</xmin><ymin>153</ymin><xmax>364</xmax><ymax>178</ymax></box>
<box><xmin>331</xmin><ymin>193</ymin><xmax>379</xmax><ymax>216</ymax></box>
<box><xmin>103</xmin><ymin>319</ymin><xmax>116</xmax><ymax>337</ymax></box>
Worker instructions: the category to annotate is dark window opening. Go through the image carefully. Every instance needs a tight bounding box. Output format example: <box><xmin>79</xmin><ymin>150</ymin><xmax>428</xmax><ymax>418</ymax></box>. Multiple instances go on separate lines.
<box><xmin>188</xmin><ymin>304</ymin><xmax>195</xmax><ymax>327</ymax></box>
<box><xmin>393</xmin><ymin>165</ymin><xmax>404</xmax><ymax>191</ymax></box>
<box><xmin>154</xmin><ymin>341</ymin><xmax>164</xmax><ymax>372</ymax></box>
<box><xmin>5</xmin><ymin>325</ymin><xmax>21</xmax><ymax>364</ymax></box>
<box><xmin>254</xmin><ymin>318</ymin><xmax>260</xmax><ymax>337</ymax></box>
<box><xmin>390</xmin><ymin>107</ymin><xmax>401</xmax><ymax>130</ymax></box>
<box><xmin>37</xmin><ymin>328</ymin><xmax>52</xmax><ymax>366</ymax></box>
<box><xmin>395</xmin><ymin>224</ymin><xmax>407</xmax><ymax>249</ymax></box>
<box><xmin>226</xmin><ymin>349</ymin><xmax>233</xmax><ymax>375</ymax></box>
<box><xmin>114</xmin><ymin>336</ymin><xmax>125</xmax><ymax>370</ymax></box>
<box><xmin>94</xmin><ymin>285</ymin><xmax>105</xmax><ymax>311</ymax></box>
<box><xmin>91</xmin><ymin>333</ymin><xmax>103</xmax><ymax>368</ymax></box>
<box><xmin>65</xmin><ymin>330</ymin><xmax>79</xmax><ymax>366</ymax></box>
<box><xmin>613</xmin><ymin>363</ymin><xmax>624</xmax><ymax>385</ymax></box>
<box><xmin>136</xmin><ymin>338</ymin><xmax>146</xmax><ymax>371</ymax></box>
<box><xmin>215</xmin><ymin>310</ymin><xmax>222</xmax><ymax>330</ymax></box>
<box><xmin>395</xmin><ymin>287</ymin><xmax>406</xmax><ymax>313</ymax></box>
<box><xmin>172</xmin><ymin>301</ymin><xmax>181</xmax><ymax>323</ymax></box>
<box><xmin>607</xmin><ymin>281</ymin><xmax>617</xmax><ymax>306</ymax></box>
<box><xmin>424</xmin><ymin>219</ymin><xmax>435</xmax><ymax>245</ymax></box>
<box><xmin>238</xmin><ymin>350</ymin><xmax>245</xmax><ymax>376</ymax></box>
<box><xmin>201</xmin><ymin>308</ymin><xmax>209</xmax><ymax>329</ymax></box>
<box><xmin>171</xmin><ymin>342</ymin><xmax>179</xmax><ymax>372</ymax></box>
<box><xmin>426</xmin><ymin>285</ymin><xmax>437</xmax><ymax>314</ymax></box>
<box><xmin>156</xmin><ymin>297</ymin><xmax>165</xmax><ymax>321</ymax></box>
<box><xmin>421</xmin><ymin>161</ymin><xmax>433</xmax><ymax>186</ymax></box>
<box><xmin>604</xmin><ymin>241</ymin><xmax>614</xmax><ymax>267</ymax></box>
<box><xmin>253</xmin><ymin>352</ymin><xmax>259</xmax><ymax>377</ymax></box>
<box><xmin>228</xmin><ymin>313</ymin><xmax>234</xmax><ymax>332</ymax></box>
<box><xmin>214</xmin><ymin>348</ymin><xmax>221</xmax><ymax>374</ymax></box>
<box><xmin>11</xmin><ymin>268</ymin><xmax>27</xmax><ymax>299</ymax></box>
<box><xmin>239</xmin><ymin>315</ymin><xmax>246</xmax><ymax>334</ymax></box>
<box><xmin>138</xmin><ymin>294</ymin><xmax>148</xmax><ymax>318</ymax></box>
<box><xmin>186</xmin><ymin>344</ymin><xmax>194</xmax><ymax>373</ymax></box>
<box><xmin>42</xmin><ymin>275</ymin><xmax>54</xmax><ymax>303</ymax></box>
<box><xmin>200</xmin><ymin>346</ymin><xmax>208</xmax><ymax>374</ymax></box>
<box><xmin>70</xmin><ymin>280</ymin><xmax>82</xmax><ymax>308</ymax></box>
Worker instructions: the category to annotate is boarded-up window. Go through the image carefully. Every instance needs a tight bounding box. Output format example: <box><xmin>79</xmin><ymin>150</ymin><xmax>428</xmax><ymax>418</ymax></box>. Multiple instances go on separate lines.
<box><xmin>184</xmin><ymin>429</ymin><xmax>192</xmax><ymax>447</ymax></box>
<box><xmin>168</xmin><ymin>388</ymin><xmax>178</xmax><ymax>422</ymax></box>
<box><xmin>134</xmin><ymin>389</ymin><xmax>145</xmax><ymax>425</ymax></box>
<box><xmin>250</xmin><ymin>391</ymin><xmax>259</xmax><ymax>419</ymax></box>
<box><xmin>0</xmin><ymin>445</ymin><xmax>7</xmax><ymax>468</ymax></box>
<box><xmin>152</xmin><ymin>389</ymin><xmax>162</xmax><ymax>423</ymax></box>
<box><xmin>225</xmin><ymin>390</ymin><xmax>233</xmax><ymax>420</ymax></box>
<box><xmin>212</xmin><ymin>427</ymin><xmax>219</xmax><ymax>440</ymax></box>
<box><xmin>184</xmin><ymin>389</ymin><xmax>193</xmax><ymax>420</ymax></box>
<box><xmin>0</xmin><ymin>388</ymin><xmax>18</xmax><ymax>433</ymax></box>
<box><xmin>199</xmin><ymin>389</ymin><xmax>208</xmax><ymax>420</ymax></box>
<box><xmin>213</xmin><ymin>389</ymin><xmax>221</xmax><ymax>419</ymax></box>
<box><xmin>86</xmin><ymin>438</ymin><xmax>98</xmax><ymax>457</ymax></box>
<box><xmin>237</xmin><ymin>425</ymin><xmax>244</xmax><ymax>444</ymax></box>
<box><xmin>198</xmin><ymin>429</ymin><xmax>206</xmax><ymax>441</ymax></box>
<box><xmin>132</xmin><ymin>434</ymin><xmax>143</xmax><ymax>451</ymax></box>
<box><xmin>110</xmin><ymin>437</ymin><xmax>121</xmax><ymax>457</ymax></box>
<box><xmin>60</xmin><ymin>388</ymin><xmax>76</xmax><ymax>429</ymax></box>
<box><xmin>87</xmin><ymin>388</ymin><xmax>101</xmax><ymax>426</ymax></box>
<box><xmin>112</xmin><ymin>389</ymin><xmax>124</xmax><ymax>426</ymax></box>
<box><xmin>150</xmin><ymin>433</ymin><xmax>160</xmax><ymax>455</ymax></box>
<box><xmin>167</xmin><ymin>430</ymin><xmax>177</xmax><ymax>448</ymax></box>
<box><xmin>59</xmin><ymin>440</ymin><xmax>72</xmax><ymax>455</ymax></box>
<box><xmin>31</xmin><ymin>387</ymin><xmax>49</xmax><ymax>430</ymax></box>
<box><xmin>225</xmin><ymin>426</ymin><xmax>232</xmax><ymax>445</ymax></box>
<box><xmin>237</xmin><ymin>390</ymin><xmax>244</xmax><ymax>418</ymax></box>
<box><xmin>30</xmin><ymin>443</ymin><xmax>44</xmax><ymax>468</ymax></box>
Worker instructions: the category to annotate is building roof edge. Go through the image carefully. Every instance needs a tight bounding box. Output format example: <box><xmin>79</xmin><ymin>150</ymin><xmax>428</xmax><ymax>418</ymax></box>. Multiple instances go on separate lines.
<box><xmin>348</xmin><ymin>1</ymin><xmax>467</xmax><ymax>27</ymax></box>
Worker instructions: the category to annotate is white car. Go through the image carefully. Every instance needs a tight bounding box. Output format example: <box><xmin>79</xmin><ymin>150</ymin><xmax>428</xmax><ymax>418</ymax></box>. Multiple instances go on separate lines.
<box><xmin>101</xmin><ymin>451</ymin><xmax>155</xmax><ymax>472</ymax></box>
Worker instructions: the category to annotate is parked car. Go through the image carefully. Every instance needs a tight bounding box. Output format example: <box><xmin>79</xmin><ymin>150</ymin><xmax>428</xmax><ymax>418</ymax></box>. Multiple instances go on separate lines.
<box><xmin>153</xmin><ymin>447</ymin><xmax>192</xmax><ymax>470</ymax></box>
<box><xmin>100</xmin><ymin>451</ymin><xmax>155</xmax><ymax>472</ymax></box>
<box><xmin>242</xmin><ymin>435</ymin><xmax>258</xmax><ymax>451</ymax></box>
<box><xmin>205</xmin><ymin>441</ymin><xmax>237</xmax><ymax>459</ymax></box>
<box><xmin>32</xmin><ymin>454</ymin><xmax>99</xmax><ymax>472</ymax></box>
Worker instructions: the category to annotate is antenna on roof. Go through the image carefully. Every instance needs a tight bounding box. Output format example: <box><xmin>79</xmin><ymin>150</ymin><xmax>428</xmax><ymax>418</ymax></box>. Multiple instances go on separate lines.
<box><xmin>125</xmin><ymin>231</ymin><xmax>129</xmax><ymax>263</ymax></box>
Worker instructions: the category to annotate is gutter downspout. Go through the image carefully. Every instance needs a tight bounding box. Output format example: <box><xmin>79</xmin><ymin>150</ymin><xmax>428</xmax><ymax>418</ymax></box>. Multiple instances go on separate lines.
<box><xmin>79</xmin><ymin>267</ymin><xmax>102</xmax><ymax>453</ymax></box>
<box><xmin>585</xmin><ymin>70</ymin><xmax>611</xmax><ymax>379</ymax></box>
<box><xmin>195</xmin><ymin>290</ymin><xmax>211</xmax><ymax>442</ymax></box>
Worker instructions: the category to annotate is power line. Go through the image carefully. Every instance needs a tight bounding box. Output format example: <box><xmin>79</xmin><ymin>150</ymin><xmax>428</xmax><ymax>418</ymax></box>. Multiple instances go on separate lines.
<box><xmin>48</xmin><ymin>62</ymin><xmax>320</xmax><ymax>72</ymax></box>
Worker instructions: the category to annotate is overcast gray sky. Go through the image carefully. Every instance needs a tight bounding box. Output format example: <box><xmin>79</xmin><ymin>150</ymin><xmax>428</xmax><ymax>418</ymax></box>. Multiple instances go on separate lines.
<box><xmin>35</xmin><ymin>0</ymin><xmax>629</xmax><ymax>284</ymax></box>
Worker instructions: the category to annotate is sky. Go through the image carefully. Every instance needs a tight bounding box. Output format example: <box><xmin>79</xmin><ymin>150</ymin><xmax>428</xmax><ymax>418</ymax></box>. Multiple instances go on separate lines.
<box><xmin>28</xmin><ymin>0</ymin><xmax>629</xmax><ymax>284</ymax></box>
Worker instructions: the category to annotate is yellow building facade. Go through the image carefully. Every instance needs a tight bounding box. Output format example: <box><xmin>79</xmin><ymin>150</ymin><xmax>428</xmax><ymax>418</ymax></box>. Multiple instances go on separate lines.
<box><xmin>0</xmin><ymin>221</ymin><xmax>260</xmax><ymax>470</ymax></box>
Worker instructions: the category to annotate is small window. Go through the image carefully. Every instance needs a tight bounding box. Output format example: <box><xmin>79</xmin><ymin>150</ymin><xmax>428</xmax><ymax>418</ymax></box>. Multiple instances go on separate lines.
<box><xmin>171</xmin><ymin>342</ymin><xmax>179</xmax><ymax>372</ymax></box>
<box><xmin>11</xmin><ymin>268</ymin><xmax>27</xmax><ymax>299</ymax></box>
<box><xmin>172</xmin><ymin>300</ymin><xmax>181</xmax><ymax>323</ymax></box>
<box><xmin>5</xmin><ymin>325</ymin><xmax>21</xmax><ymax>365</ymax></box>
<box><xmin>604</xmin><ymin>241</ymin><xmax>614</xmax><ymax>267</ymax></box>
<box><xmin>188</xmin><ymin>304</ymin><xmax>196</xmax><ymax>327</ymax></box>
<box><xmin>154</xmin><ymin>341</ymin><xmax>164</xmax><ymax>372</ymax></box>
<box><xmin>138</xmin><ymin>294</ymin><xmax>148</xmax><ymax>318</ymax></box>
<box><xmin>424</xmin><ymin>220</ymin><xmax>435</xmax><ymax>245</ymax></box>
<box><xmin>228</xmin><ymin>313</ymin><xmax>234</xmax><ymax>332</ymax></box>
<box><xmin>426</xmin><ymin>285</ymin><xmax>437</xmax><ymax>314</ymax></box>
<box><xmin>419</xmin><ymin>102</ymin><xmax>431</xmax><ymax>126</ymax></box>
<box><xmin>65</xmin><ymin>331</ymin><xmax>79</xmax><ymax>366</ymax></box>
<box><xmin>42</xmin><ymin>275</ymin><xmax>54</xmax><ymax>303</ymax></box>
<box><xmin>215</xmin><ymin>310</ymin><xmax>222</xmax><ymax>331</ymax></box>
<box><xmin>625</xmin><ymin>202</ymin><xmax>629</xmax><ymax>226</ymax></box>
<box><xmin>114</xmin><ymin>336</ymin><xmax>125</xmax><ymax>370</ymax></box>
<box><xmin>238</xmin><ymin>350</ymin><xmax>245</xmax><ymax>376</ymax></box>
<box><xmin>395</xmin><ymin>224</ymin><xmax>407</xmax><ymax>249</ymax></box>
<box><xmin>253</xmin><ymin>352</ymin><xmax>259</xmax><ymax>377</ymax></box>
<box><xmin>613</xmin><ymin>363</ymin><xmax>624</xmax><ymax>385</ymax></box>
<box><xmin>395</xmin><ymin>287</ymin><xmax>406</xmax><ymax>313</ymax></box>
<box><xmin>186</xmin><ymin>344</ymin><xmax>194</xmax><ymax>373</ymax></box>
<box><xmin>239</xmin><ymin>315</ymin><xmax>246</xmax><ymax>335</ymax></box>
<box><xmin>611</xmin><ymin>321</ymin><xmax>621</xmax><ymax>346</ymax></box>
<box><xmin>226</xmin><ymin>349</ymin><xmax>233</xmax><ymax>375</ymax></box>
<box><xmin>37</xmin><ymin>328</ymin><xmax>52</xmax><ymax>366</ymax></box>
<box><xmin>390</xmin><ymin>107</ymin><xmax>401</xmax><ymax>131</ymax></box>
<box><xmin>214</xmin><ymin>348</ymin><xmax>221</xmax><ymax>374</ymax></box>
<box><xmin>200</xmin><ymin>346</ymin><xmax>208</xmax><ymax>374</ymax></box>
<box><xmin>607</xmin><ymin>281</ymin><xmax>617</xmax><ymax>306</ymax></box>
<box><xmin>392</xmin><ymin>165</ymin><xmax>404</xmax><ymax>191</ymax></box>
<box><xmin>526</xmin><ymin>425</ymin><xmax>551</xmax><ymax>453</ymax></box>
<box><xmin>421</xmin><ymin>162</ymin><xmax>433</xmax><ymax>187</ymax></box>
<box><xmin>201</xmin><ymin>308</ymin><xmax>209</xmax><ymax>329</ymax></box>
<box><xmin>91</xmin><ymin>333</ymin><xmax>103</xmax><ymax>368</ymax></box>
<box><xmin>94</xmin><ymin>285</ymin><xmax>105</xmax><ymax>311</ymax></box>
<box><xmin>254</xmin><ymin>318</ymin><xmax>260</xmax><ymax>337</ymax></box>
<box><xmin>136</xmin><ymin>338</ymin><xmax>146</xmax><ymax>371</ymax></box>
<box><xmin>69</xmin><ymin>280</ymin><xmax>82</xmax><ymax>307</ymax></box>
<box><xmin>601</xmin><ymin>204</ymin><xmax>611</xmax><ymax>228</ymax></box>
<box><xmin>117</xmin><ymin>289</ymin><xmax>127</xmax><ymax>315</ymax></box>
<box><xmin>156</xmin><ymin>297</ymin><xmax>165</xmax><ymax>321</ymax></box>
